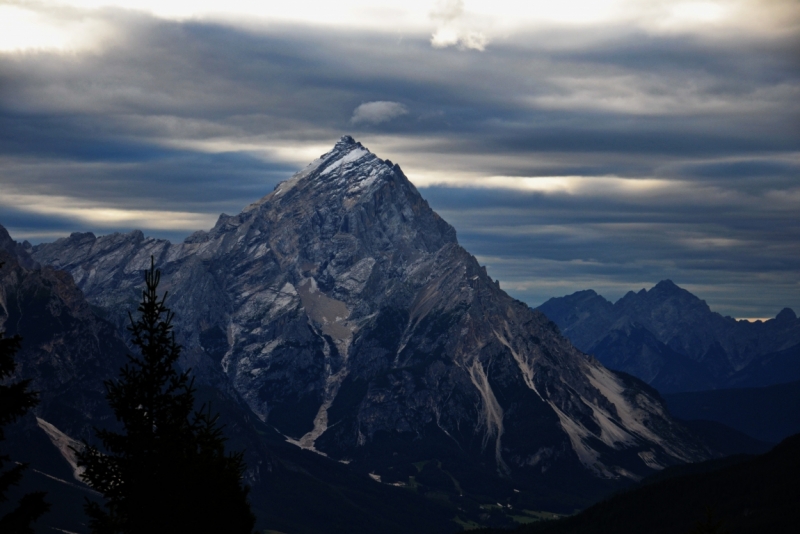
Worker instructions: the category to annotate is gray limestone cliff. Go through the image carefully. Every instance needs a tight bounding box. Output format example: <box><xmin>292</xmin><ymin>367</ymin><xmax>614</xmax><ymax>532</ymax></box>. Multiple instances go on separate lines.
<box><xmin>30</xmin><ymin>136</ymin><xmax>709</xmax><ymax>509</ymax></box>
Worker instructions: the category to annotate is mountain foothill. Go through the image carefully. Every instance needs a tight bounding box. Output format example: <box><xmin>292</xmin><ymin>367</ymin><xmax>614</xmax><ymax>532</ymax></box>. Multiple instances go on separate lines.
<box><xmin>1</xmin><ymin>136</ymin><xmax>796</xmax><ymax>533</ymax></box>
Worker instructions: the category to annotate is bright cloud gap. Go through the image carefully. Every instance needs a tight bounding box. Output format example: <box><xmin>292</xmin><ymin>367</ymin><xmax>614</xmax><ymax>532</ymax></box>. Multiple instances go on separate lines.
<box><xmin>1</xmin><ymin>1</ymin><xmax>796</xmax><ymax>54</ymax></box>
<box><xmin>412</xmin><ymin>174</ymin><xmax>676</xmax><ymax>196</ymax></box>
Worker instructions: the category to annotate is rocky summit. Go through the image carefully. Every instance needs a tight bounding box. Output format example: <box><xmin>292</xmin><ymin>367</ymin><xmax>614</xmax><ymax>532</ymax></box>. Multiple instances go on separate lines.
<box><xmin>30</xmin><ymin>136</ymin><xmax>708</xmax><ymax>510</ymax></box>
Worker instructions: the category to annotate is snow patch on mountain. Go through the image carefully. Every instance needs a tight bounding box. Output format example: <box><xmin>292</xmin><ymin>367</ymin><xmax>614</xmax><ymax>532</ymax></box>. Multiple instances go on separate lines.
<box><xmin>320</xmin><ymin>147</ymin><xmax>369</xmax><ymax>176</ymax></box>
<box><xmin>347</xmin><ymin>167</ymin><xmax>382</xmax><ymax>196</ymax></box>
<box><xmin>249</xmin><ymin>156</ymin><xmax>326</xmax><ymax>208</ymax></box>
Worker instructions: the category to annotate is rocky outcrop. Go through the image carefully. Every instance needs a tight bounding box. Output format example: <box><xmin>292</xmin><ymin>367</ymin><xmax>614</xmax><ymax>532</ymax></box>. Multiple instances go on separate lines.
<box><xmin>30</xmin><ymin>136</ymin><xmax>708</xmax><ymax>510</ymax></box>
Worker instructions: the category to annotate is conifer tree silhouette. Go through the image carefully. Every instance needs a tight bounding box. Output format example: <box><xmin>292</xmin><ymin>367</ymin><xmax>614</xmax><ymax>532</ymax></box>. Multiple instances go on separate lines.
<box><xmin>77</xmin><ymin>258</ymin><xmax>255</xmax><ymax>534</ymax></box>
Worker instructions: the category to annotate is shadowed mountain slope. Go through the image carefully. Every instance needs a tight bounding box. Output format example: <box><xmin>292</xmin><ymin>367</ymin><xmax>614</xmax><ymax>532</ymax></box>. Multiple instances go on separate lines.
<box><xmin>1</xmin><ymin>224</ymin><xmax>464</xmax><ymax>533</ymax></box>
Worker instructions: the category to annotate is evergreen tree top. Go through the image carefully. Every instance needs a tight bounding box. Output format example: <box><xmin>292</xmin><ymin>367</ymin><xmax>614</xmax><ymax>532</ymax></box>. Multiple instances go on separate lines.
<box><xmin>77</xmin><ymin>257</ymin><xmax>255</xmax><ymax>534</ymax></box>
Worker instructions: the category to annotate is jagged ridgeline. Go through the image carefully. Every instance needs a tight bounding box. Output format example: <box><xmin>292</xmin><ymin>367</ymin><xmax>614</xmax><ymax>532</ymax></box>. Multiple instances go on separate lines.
<box><xmin>536</xmin><ymin>283</ymin><xmax>800</xmax><ymax>393</ymax></box>
<box><xmin>30</xmin><ymin>136</ymin><xmax>708</xmax><ymax>514</ymax></box>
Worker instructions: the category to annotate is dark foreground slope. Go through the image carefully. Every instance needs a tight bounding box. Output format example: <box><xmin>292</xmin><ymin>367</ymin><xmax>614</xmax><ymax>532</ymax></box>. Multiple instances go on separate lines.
<box><xmin>673</xmin><ymin>419</ymin><xmax>774</xmax><ymax>456</ymax></box>
<box><xmin>664</xmin><ymin>380</ymin><xmax>800</xmax><ymax>444</ymax></box>
<box><xmin>473</xmin><ymin>433</ymin><xmax>800</xmax><ymax>534</ymax></box>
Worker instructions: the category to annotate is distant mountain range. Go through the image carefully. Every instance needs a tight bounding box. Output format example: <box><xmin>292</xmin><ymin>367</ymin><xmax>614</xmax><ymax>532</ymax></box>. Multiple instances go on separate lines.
<box><xmin>536</xmin><ymin>281</ymin><xmax>800</xmax><ymax>393</ymax></box>
<box><xmin>1</xmin><ymin>137</ymin><xmax>718</xmax><ymax>531</ymax></box>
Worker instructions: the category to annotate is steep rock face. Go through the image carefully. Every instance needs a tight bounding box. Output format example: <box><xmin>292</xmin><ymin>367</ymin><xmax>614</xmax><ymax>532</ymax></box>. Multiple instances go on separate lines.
<box><xmin>3</xmin><ymin>224</ymin><xmax>473</xmax><ymax>533</ymax></box>
<box><xmin>31</xmin><ymin>136</ymin><xmax>707</xmax><ymax>508</ymax></box>
<box><xmin>0</xmin><ymin>225</ymin><xmax>128</xmax><ymax>441</ymax></box>
<box><xmin>537</xmin><ymin>281</ymin><xmax>800</xmax><ymax>392</ymax></box>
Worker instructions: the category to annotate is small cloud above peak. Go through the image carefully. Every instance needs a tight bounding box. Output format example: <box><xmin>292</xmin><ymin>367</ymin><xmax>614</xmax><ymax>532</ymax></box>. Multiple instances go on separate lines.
<box><xmin>350</xmin><ymin>101</ymin><xmax>409</xmax><ymax>125</ymax></box>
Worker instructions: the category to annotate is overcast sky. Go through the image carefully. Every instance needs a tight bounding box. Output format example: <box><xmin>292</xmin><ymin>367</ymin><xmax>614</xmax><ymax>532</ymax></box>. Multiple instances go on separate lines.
<box><xmin>1</xmin><ymin>0</ymin><xmax>798</xmax><ymax>319</ymax></box>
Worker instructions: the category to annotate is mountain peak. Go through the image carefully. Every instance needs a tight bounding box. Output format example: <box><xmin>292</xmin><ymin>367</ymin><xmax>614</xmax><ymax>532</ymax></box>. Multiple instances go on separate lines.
<box><xmin>242</xmin><ymin>137</ymin><xmax>380</xmax><ymax>212</ymax></box>
<box><xmin>27</xmin><ymin>139</ymin><xmax>709</xmax><ymax>510</ymax></box>
<box><xmin>0</xmin><ymin>222</ymin><xmax>14</xmax><ymax>250</ymax></box>
<box><xmin>653</xmin><ymin>279</ymin><xmax>680</xmax><ymax>292</ymax></box>
<box><xmin>210</xmin><ymin>137</ymin><xmax>457</xmax><ymax>259</ymax></box>
<box><xmin>0</xmin><ymin>223</ymin><xmax>38</xmax><ymax>270</ymax></box>
<box><xmin>337</xmin><ymin>134</ymin><xmax>358</xmax><ymax>146</ymax></box>
<box><xmin>776</xmin><ymin>307</ymin><xmax>797</xmax><ymax>323</ymax></box>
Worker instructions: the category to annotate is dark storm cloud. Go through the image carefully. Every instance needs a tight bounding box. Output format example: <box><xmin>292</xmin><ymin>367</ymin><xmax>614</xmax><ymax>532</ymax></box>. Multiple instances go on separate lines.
<box><xmin>667</xmin><ymin>159</ymin><xmax>800</xmax><ymax>182</ymax></box>
<box><xmin>0</xmin><ymin>9</ymin><xmax>798</xmax><ymax>317</ymax></box>
<box><xmin>2</xmin><ymin>16</ymin><xmax>795</xmax><ymax>164</ymax></box>
<box><xmin>0</xmin><ymin>151</ymin><xmax>293</xmax><ymax>209</ymax></box>
<box><xmin>427</xmin><ymin>187</ymin><xmax>799</xmax><ymax>269</ymax></box>
<box><xmin>424</xmin><ymin>182</ymin><xmax>800</xmax><ymax>317</ymax></box>
<box><xmin>0</xmin><ymin>112</ymin><xmax>181</xmax><ymax>162</ymax></box>
<box><xmin>0</xmin><ymin>202</ymin><xmax>191</xmax><ymax>245</ymax></box>
<box><xmin>0</xmin><ymin>203</ymin><xmax>83</xmax><ymax>234</ymax></box>
<box><xmin>551</xmin><ymin>29</ymin><xmax>800</xmax><ymax>81</ymax></box>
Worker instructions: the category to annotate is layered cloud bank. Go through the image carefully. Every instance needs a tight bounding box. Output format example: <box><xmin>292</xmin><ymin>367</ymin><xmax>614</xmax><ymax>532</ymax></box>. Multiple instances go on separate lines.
<box><xmin>0</xmin><ymin>0</ymin><xmax>798</xmax><ymax>318</ymax></box>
